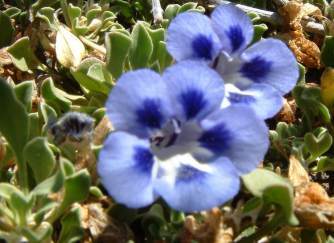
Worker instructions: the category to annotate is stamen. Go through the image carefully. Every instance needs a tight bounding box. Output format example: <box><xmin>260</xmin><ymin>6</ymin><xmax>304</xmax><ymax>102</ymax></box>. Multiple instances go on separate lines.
<box><xmin>150</xmin><ymin>118</ymin><xmax>182</xmax><ymax>148</ymax></box>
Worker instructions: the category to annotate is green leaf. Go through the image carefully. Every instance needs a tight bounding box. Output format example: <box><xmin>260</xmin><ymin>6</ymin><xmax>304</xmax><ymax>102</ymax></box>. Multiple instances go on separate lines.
<box><xmin>297</xmin><ymin>63</ymin><xmax>306</xmax><ymax>85</ymax></box>
<box><xmin>321</xmin><ymin>36</ymin><xmax>334</xmax><ymax>67</ymax></box>
<box><xmin>39</xmin><ymin>103</ymin><xmax>57</xmax><ymax>123</ymax></box>
<box><xmin>58</xmin><ymin>207</ymin><xmax>84</xmax><ymax>243</ymax></box>
<box><xmin>86</xmin><ymin>8</ymin><xmax>102</xmax><ymax>24</ymax></box>
<box><xmin>89</xmin><ymin>186</ymin><xmax>104</xmax><ymax>198</ymax></box>
<box><xmin>242</xmin><ymin>169</ymin><xmax>298</xmax><ymax>225</ymax></box>
<box><xmin>105</xmin><ymin>30</ymin><xmax>132</xmax><ymax>78</ymax></box>
<box><xmin>327</xmin><ymin>236</ymin><xmax>334</xmax><ymax>243</ymax></box>
<box><xmin>242</xmin><ymin>197</ymin><xmax>262</xmax><ymax>214</ymax></box>
<box><xmin>293</xmin><ymin>85</ymin><xmax>330</xmax><ymax>123</ymax></box>
<box><xmin>7</xmin><ymin>37</ymin><xmax>42</xmax><ymax>72</ymax></box>
<box><xmin>60</xmin><ymin>157</ymin><xmax>75</xmax><ymax>176</ymax></box>
<box><xmin>14</xmin><ymin>81</ymin><xmax>34</xmax><ymax>113</ymax></box>
<box><xmin>24</xmin><ymin>137</ymin><xmax>56</xmax><ymax>183</ymax></box>
<box><xmin>71</xmin><ymin>57</ymin><xmax>112</xmax><ymax>94</ymax></box>
<box><xmin>28</xmin><ymin>112</ymin><xmax>41</xmax><ymax>140</ymax></box>
<box><xmin>109</xmin><ymin>204</ymin><xmax>137</xmax><ymax>224</ymax></box>
<box><xmin>32</xmin><ymin>169</ymin><xmax>64</xmax><ymax>196</ymax></box>
<box><xmin>142</xmin><ymin>204</ymin><xmax>165</xmax><ymax>226</ymax></box>
<box><xmin>157</xmin><ymin>41</ymin><xmax>173</xmax><ymax>71</ymax></box>
<box><xmin>252</xmin><ymin>24</ymin><xmax>268</xmax><ymax>43</ymax></box>
<box><xmin>3</xmin><ymin>7</ymin><xmax>21</xmax><ymax>19</ymax></box>
<box><xmin>62</xmin><ymin>170</ymin><xmax>91</xmax><ymax>208</ymax></box>
<box><xmin>276</xmin><ymin>122</ymin><xmax>290</xmax><ymax>139</ymax></box>
<box><xmin>177</xmin><ymin>2</ymin><xmax>198</xmax><ymax>14</ymax></box>
<box><xmin>41</xmin><ymin>77</ymin><xmax>71</xmax><ymax>114</ymax></box>
<box><xmin>164</xmin><ymin>4</ymin><xmax>180</xmax><ymax>20</ymax></box>
<box><xmin>304</xmin><ymin>129</ymin><xmax>332</xmax><ymax>161</ymax></box>
<box><xmin>21</xmin><ymin>223</ymin><xmax>53</xmax><ymax>243</ymax></box>
<box><xmin>38</xmin><ymin>103</ymin><xmax>57</xmax><ymax>133</ymax></box>
<box><xmin>67</xmin><ymin>4</ymin><xmax>81</xmax><ymax>25</ymax></box>
<box><xmin>129</xmin><ymin>22</ymin><xmax>153</xmax><ymax>69</ymax></box>
<box><xmin>147</xmin><ymin>28</ymin><xmax>165</xmax><ymax>65</ymax></box>
<box><xmin>170</xmin><ymin>210</ymin><xmax>185</xmax><ymax>225</ymax></box>
<box><xmin>68</xmin><ymin>4</ymin><xmax>88</xmax><ymax>35</ymax></box>
<box><xmin>33</xmin><ymin>201</ymin><xmax>57</xmax><ymax>225</ymax></box>
<box><xmin>32</xmin><ymin>0</ymin><xmax>59</xmax><ymax>12</ymax></box>
<box><xmin>9</xmin><ymin>191</ymin><xmax>33</xmax><ymax>226</ymax></box>
<box><xmin>0</xmin><ymin>183</ymin><xmax>22</xmax><ymax>200</ymax></box>
<box><xmin>0</xmin><ymin>11</ymin><xmax>14</xmax><ymax>48</ymax></box>
<box><xmin>36</xmin><ymin>7</ymin><xmax>57</xmax><ymax>28</ymax></box>
<box><xmin>0</xmin><ymin>79</ymin><xmax>29</xmax><ymax>187</ymax></box>
<box><xmin>316</xmin><ymin>157</ymin><xmax>334</xmax><ymax>171</ymax></box>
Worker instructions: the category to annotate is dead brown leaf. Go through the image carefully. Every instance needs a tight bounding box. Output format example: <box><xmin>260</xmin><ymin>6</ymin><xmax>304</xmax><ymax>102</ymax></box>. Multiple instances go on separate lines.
<box><xmin>288</xmin><ymin>155</ymin><xmax>310</xmax><ymax>187</ymax></box>
<box><xmin>93</xmin><ymin>116</ymin><xmax>113</xmax><ymax>145</ymax></box>
<box><xmin>274</xmin><ymin>226</ymin><xmax>302</xmax><ymax>243</ymax></box>
<box><xmin>81</xmin><ymin>203</ymin><xmax>133</xmax><ymax>243</ymax></box>
<box><xmin>278</xmin><ymin>1</ymin><xmax>321</xmax><ymax>68</ymax></box>
<box><xmin>276</xmin><ymin>98</ymin><xmax>296</xmax><ymax>124</ymax></box>
<box><xmin>288</xmin><ymin>35</ymin><xmax>321</xmax><ymax>69</ymax></box>
<box><xmin>288</xmin><ymin>156</ymin><xmax>334</xmax><ymax>229</ymax></box>
<box><xmin>181</xmin><ymin>208</ymin><xmax>233</xmax><ymax>243</ymax></box>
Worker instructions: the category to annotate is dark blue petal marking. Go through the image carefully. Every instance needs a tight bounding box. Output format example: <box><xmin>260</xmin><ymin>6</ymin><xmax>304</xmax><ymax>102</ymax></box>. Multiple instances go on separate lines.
<box><xmin>199</xmin><ymin>123</ymin><xmax>231</xmax><ymax>154</ymax></box>
<box><xmin>133</xmin><ymin>146</ymin><xmax>154</xmax><ymax>173</ymax></box>
<box><xmin>177</xmin><ymin>164</ymin><xmax>206</xmax><ymax>183</ymax></box>
<box><xmin>228</xmin><ymin>92</ymin><xmax>256</xmax><ymax>104</ymax></box>
<box><xmin>240</xmin><ymin>56</ymin><xmax>272</xmax><ymax>83</ymax></box>
<box><xmin>179</xmin><ymin>89</ymin><xmax>208</xmax><ymax>120</ymax></box>
<box><xmin>136</xmin><ymin>99</ymin><xmax>164</xmax><ymax>129</ymax></box>
<box><xmin>191</xmin><ymin>34</ymin><xmax>213</xmax><ymax>60</ymax></box>
<box><xmin>225</xmin><ymin>25</ymin><xmax>245</xmax><ymax>52</ymax></box>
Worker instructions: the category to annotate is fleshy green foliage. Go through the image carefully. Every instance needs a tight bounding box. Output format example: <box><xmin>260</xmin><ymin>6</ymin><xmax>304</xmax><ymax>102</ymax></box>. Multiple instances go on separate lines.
<box><xmin>71</xmin><ymin>58</ymin><xmax>113</xmax><ymax>94</ymax></box>
<box><xmin>321</xmin><ymin>36</ymin><xmax>334</xmax><ymax>67</ymax></box>
<box><xmin>0</xmin><ymin>0</ymin><xmax>334</xmax><ymax>242</ymax></box>
<box><xmin>129</xmin><ymin>22</ymin><xmax>154</xmax><ymax>69</ymax></box>
<box><xmin>24</xmin><ymin>137</ymin><xmax>56</xmax><ymax>183</ymax></box>
<box><xmin>7</xmin><ymin>37</ymin><xmax>44</xmax><ymax>72</ymax></box>
<box><xmin>41</xmin><ymin>77</ymin><xmax>72</xmax><ymax>114</ymax></box>
<box><xmin>243</xmin><ymin>169</ymin><xmax>298</xmax><ymax>226</ymax></box>
<box><xmin>0</xmin><ymin>11</ymin><xmax>14</xmax><ymax>48</ymax></box>
<box><xmin>58</xmin><ymin>207</ymin><xmax>84</xmax><ymax>243</ymax></box>
<box><xmin>106</xmin><ymin>30</ymin><xmax>132</xmax><ymax>78</ymax></box>
<box><xmin>0</xmin><ymin>79</ymin><xmax>29</xmax><ymax>188</ymax></box>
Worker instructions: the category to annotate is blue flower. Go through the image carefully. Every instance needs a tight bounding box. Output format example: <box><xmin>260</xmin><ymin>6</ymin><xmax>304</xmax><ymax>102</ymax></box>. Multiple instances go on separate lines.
<box><xmin>98</xmin><ymin>61</ymin><xmax>269</xmax><ymax>212</ymax></box>
<box><xmin>166</xmin><ymin>4</ymin><xmax>299</xmax><ymax>119</ymax></box>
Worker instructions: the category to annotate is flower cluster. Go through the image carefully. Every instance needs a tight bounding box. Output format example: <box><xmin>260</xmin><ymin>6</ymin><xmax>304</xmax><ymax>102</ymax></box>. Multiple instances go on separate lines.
<box><xmin>98</xmin><ymin>61</ymin><xmax>269</xmax><ymax>212</ymax></box>
<box><xmin>167</xmin><ymin>4</ymin><xmax>299</xmax><ymax>119</ymax></box>
<box><xmin>97</xmin><ymin>4</ymin><xmax>299</xmax><ymax>212</ymax></box>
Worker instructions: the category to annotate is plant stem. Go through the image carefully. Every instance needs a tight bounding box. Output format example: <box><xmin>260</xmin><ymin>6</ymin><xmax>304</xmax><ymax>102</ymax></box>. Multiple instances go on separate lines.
<box><xmin>17</xmin><ymin>154</ymin><xmax>28</xmax><ymax>194</ymax></box>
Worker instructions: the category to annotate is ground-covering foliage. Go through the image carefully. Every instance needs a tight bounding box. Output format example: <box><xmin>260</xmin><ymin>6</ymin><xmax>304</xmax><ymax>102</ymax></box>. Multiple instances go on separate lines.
<box><xmin>1</xmin><ymin>0</ymin><xmax>334</xmax><ymax>242</ymax></box>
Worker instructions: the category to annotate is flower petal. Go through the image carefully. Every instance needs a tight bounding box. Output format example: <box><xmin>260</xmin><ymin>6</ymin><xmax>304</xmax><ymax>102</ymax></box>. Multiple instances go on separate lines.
<box><xmin>106</xmin><ymin>69</ymin><xmax>173</xmax><ymax>138</ymax></box>
<box><xmin>198</xmin><ymin>106</ymin><xmax>269</xmax><ymax>174</ymax></box>
<box><xmin>211</xmin><ymin>4</ymin><xmax>254</xmax><ymax>54</ymax></box>
<box><xmin>166</xmin><ymin>12</ymin><xmax>221</xmax><ymax>61</ymax></box>
<box><xmin>221</xmin><ymin>83</ymin><xmax>284</xmax><ymax>119</ymax></box>
<box><xmin>239</xmin><ymin>38</ymin><xmax>299</xmax><ymax>94</ymax></box>
<box><xmin>154</xmin><ymin>154</ymin><xmax>240</xmax><ymax>212</ymax></box>
<box><xmin>163</xmin><ymin>61</ymin><xmax>225</xmax><ymax>122</ymax></box>
<box><xmin>98</xmin><ymin>131</ymin><xmax>158</xmax><ymax>208</ymax></box>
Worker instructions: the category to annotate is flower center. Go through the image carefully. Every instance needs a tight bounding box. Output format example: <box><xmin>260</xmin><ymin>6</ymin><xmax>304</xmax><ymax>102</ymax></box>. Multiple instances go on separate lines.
<box><xmin>150</xmin><ymin>118</ymin><xmax>182</xmax><ymax>149</ymax></box>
